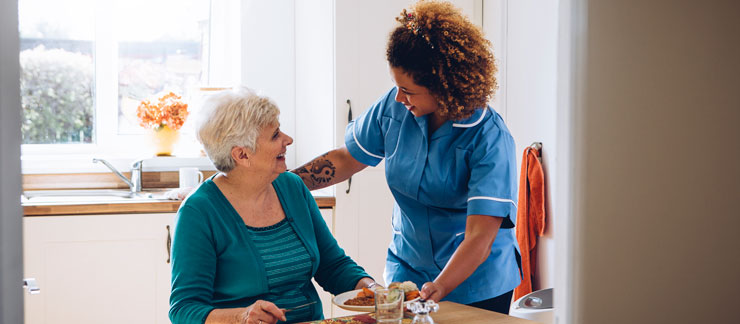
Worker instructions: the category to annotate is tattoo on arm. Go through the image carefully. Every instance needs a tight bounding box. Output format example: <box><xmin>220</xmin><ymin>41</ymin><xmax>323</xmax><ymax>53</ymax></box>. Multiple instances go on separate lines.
<box><xmin>292</xmin><ymin>153</ymin><xmax>336</xmax><ymax>189</ymax></box>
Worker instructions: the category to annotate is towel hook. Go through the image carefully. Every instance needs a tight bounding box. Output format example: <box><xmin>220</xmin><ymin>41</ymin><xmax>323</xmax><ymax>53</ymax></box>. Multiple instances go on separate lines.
<box><xmin>530</xmin><ymin>142</ymin><xmax>543</xmax><ymax>163</ymax></box>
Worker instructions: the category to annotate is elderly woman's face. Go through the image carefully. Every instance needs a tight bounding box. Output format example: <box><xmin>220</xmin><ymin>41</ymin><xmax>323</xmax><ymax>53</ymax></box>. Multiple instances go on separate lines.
<box><xmin>250</xmin><ymin>122</ymin><xmax>293</xmax><ymax>176</ymax></box>
<box><xmin>390</xmin><ymin>66</ymin><xmax>439</xmax><ymax>117</ymax></box>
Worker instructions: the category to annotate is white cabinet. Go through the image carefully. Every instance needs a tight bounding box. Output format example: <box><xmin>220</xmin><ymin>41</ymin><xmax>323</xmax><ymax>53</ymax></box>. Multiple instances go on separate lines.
<box><xmin>23</xmin><ymin>208</ymin><xmax>337</xmax><ymax>323</ymax></box>
<box><xmin>23</xmin><ymin>213</ymin><xmax>174</xmax><ymax>324</ymax></box>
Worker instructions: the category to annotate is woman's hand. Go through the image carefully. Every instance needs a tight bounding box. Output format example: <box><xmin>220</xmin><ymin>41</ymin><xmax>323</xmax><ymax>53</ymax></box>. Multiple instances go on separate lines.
<box><xmin>205</xmin><ymin>300</ymin><xmax>286</xmax><ymax>323</ymax></box>
<box><xmin>354</xmin><ymin>277</ymin><xmax>379</xmax><ymax>290</ymax></box>
<box><xmin>237</xmin><ymin>300</ymin><xmax>286</xmax><ymax>324</ymax></box>
<box><xmin>420</xmin><ymin>281</ymin><xmax>447</xmax><ymax>302</ymax></box>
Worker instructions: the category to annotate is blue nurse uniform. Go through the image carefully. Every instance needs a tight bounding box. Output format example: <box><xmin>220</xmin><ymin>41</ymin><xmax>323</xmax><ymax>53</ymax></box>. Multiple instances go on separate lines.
<box><xmin>345</xmin><ymin>87</ymin><xmax>522</xmax><ymax>304</ymax></box>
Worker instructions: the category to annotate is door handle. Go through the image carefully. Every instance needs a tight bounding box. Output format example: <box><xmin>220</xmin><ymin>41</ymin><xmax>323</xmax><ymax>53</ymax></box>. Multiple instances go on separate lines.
<box><xmin>346</xmin><ymin>99</ymin><xmax>353</xmax><ymax>194</ymax></box>
<box><xmin>23</xmin><ymin>278</ymin><xmax>40</xmax><ymax>295</ymax></box>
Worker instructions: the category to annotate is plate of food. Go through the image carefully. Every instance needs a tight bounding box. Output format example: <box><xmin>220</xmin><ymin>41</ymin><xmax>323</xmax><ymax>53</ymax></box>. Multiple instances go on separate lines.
<box><xmin>332</xmin><ymin>281</ymin><xmax>421</xmax><ymax>312</ymax></box>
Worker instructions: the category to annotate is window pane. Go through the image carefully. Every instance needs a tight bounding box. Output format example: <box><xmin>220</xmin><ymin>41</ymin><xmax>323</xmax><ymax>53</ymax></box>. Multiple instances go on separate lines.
<box><xmin>19</xmin><ymin>0</ymin><xmax>95</xmax><ymax>144</ymax></box>
<box><xmin>116</xmin><ymin>0</ymin><xmax>211</xmax><ymax>134</ymax></box>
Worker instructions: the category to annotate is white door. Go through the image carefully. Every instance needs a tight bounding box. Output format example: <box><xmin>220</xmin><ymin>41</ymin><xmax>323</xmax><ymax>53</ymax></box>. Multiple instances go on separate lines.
<box><xmin>23</xmin><ymin>213</ymin><xmax>174</xmax><ymax>324</ymax></box>
<box><xmin>332</xmin><ymin>0</ymin><xmax>481</xmax><ymax>318</ymax></box>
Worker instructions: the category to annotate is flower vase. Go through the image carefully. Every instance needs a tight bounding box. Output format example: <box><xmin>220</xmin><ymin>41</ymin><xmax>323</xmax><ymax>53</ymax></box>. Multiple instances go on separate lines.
<box><xmin>150</xmin><ymin>125</ymin><xmax>179</xmax><ymax>156</ymax></box>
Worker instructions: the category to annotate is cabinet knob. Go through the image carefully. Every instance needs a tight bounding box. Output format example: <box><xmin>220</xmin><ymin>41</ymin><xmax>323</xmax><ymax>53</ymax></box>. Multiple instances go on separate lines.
<box><xmin>23</xmin><ymin>278</ymin><xmax>40</xmax><ymax>295</ymax></box>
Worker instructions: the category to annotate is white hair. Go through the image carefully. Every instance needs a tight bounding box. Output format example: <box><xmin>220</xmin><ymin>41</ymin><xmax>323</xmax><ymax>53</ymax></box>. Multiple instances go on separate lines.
<box><xmin>195</xmin><ymin>86</ymin><xmax>280</xmax><ymax>172</ymax></box>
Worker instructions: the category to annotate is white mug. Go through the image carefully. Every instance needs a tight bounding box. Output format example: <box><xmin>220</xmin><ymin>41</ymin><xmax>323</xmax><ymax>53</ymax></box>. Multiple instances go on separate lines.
<box><xmin>179</xmin><ymin>167</ymin><xmax>204</xmax><ymax>188</ymax></box>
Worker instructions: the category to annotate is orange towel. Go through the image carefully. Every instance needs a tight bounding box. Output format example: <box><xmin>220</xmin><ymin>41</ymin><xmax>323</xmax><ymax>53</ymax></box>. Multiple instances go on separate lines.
<box><xmin>513</xmin><ymin>146</ymin><xmax>546</xmax><ymax>301</ymax></box>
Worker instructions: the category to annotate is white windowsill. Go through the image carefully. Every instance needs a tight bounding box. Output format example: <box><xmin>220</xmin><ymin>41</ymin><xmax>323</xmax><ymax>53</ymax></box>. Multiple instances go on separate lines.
<box><xmin>21</xmin><ymin>155</ymin><xmax>216</xmax><ymax>174</ymax></box>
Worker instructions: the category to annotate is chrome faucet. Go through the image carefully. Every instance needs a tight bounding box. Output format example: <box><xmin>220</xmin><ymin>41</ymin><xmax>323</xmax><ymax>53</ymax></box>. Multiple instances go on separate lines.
<box><xmin>92</xmin><ymin>158</ymin><xmax>144</xmax><ymax>193</ymax></box>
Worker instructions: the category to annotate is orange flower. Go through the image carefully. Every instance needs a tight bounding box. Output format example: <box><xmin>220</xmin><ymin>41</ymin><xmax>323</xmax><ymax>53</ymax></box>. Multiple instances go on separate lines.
<box><xmin>136</xmin><ymin>92</ymin><xmax>189</xmax><ymax>131</ymax></box>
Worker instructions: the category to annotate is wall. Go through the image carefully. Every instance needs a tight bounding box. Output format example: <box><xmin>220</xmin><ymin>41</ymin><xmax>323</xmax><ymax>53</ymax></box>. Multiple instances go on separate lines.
<box><xmin>0</xmin><ymin>0</ymin><xmax>24</xmax><ymax>321</ymax></box>
<box><xmin>241</xmin><ymin>0</ymin><xmax>297</xmax><ymax>167</ymax></box>
<box><xmin>484</xmin><ymin>0</ymin><xmax>559</xmax><ymax>292</ymax></box>
<box><xmin>295</xmin><ymin>0</ymin><xmax>334</xmax><ymax>173</ymax></box>
<box><xmin>554</xmin><ymin>0</ymin><xmax>579</xmax><ymax>321</ymax></box>
<box><xmin>241</xmin><ymin>0</ymin><xmax>335</xmax><ymax>173</ymax></box>
<box><xmin>568</xmin><ymin>0</ymin><xmax>740</xmax><ymax>323</ymax></box>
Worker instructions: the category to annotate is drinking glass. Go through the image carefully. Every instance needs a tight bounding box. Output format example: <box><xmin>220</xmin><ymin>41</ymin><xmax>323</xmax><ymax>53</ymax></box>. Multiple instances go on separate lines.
<box><xmin>375</xmin><ymin>288</ymin><xmax>404</xmax><ymax>324</ymax></box>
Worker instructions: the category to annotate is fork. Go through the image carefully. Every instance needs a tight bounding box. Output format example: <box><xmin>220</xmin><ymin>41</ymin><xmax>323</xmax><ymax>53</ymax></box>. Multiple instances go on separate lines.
<box><xmin>284</xmin><ymin>301</ymin><xmax>317</xmax><ymax>313</ymax></box>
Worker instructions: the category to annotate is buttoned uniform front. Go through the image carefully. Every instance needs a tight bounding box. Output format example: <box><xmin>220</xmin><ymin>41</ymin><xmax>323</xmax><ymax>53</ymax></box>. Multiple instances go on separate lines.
<box><xmin>345</xmin><ymin>87</ymin><xmax>522</xmax><ymax>305</ymax></box>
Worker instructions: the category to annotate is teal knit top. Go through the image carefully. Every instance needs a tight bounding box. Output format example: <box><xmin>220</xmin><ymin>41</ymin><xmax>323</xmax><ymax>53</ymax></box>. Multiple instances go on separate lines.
<box><xmin>169</xmin><ymin>172</ymin><xmax>370</xmax><ymax>324</ymax></box>
<box><xmin>246</xmin><ymin>219</ymin><xmax>312</xmax><ymax>323</ymax></box>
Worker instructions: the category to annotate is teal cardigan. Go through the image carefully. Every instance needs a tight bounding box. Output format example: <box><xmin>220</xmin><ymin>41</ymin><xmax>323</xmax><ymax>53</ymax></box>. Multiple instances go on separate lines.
<box><xmin>169</xmin><ymin>172</ymin><xmax>369</xmax><ymax>324</ymax></box>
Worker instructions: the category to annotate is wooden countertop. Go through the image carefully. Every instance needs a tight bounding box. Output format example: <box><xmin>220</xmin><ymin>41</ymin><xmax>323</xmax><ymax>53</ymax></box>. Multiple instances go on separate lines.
<box><xmin>311</xmin><ymin>301</ymin><xmax>542</xmax><ymax>324</ymax></box>
<box><xmin>23</xmin><ymin>196</ymin><xmax>336</xmax><ymax>216</ymax></box>
<box><xmin>431</xmin><ymin>301</ymin><xmax>541</xmax><ymax>324</ymax></box>
<box><xmin>22</xmin><ymin>171</ymin><xmax>336</xmax><ymax>216</ymax></box>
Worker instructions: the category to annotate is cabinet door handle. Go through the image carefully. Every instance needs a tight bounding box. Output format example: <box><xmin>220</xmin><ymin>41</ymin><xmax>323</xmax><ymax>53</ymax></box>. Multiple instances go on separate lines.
<box><xmin>346</xmin><ymin>99</ymin><xmax>353</xmax><ymax>194</ymax></box>
<box><xmin>23</xmin><ymin>278</ymin><xmax>40</xmax><ymax>295</ymax></box>
<box><xmin>166</xmin><ymin>225</ymin><xmax>172</xmax><ymax>264</ymax></box>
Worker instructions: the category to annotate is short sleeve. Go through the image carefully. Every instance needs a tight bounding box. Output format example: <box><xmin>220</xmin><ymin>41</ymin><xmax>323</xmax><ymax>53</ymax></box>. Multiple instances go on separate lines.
<box><xmin>466</xmin><ymin>126</ymin><xmax>518</xmax><ymax>228</ymax></box>
<box><xmin>344</xmin><ymin>90</ymin><xmax>395</xmax><ymax>166</ymax></box>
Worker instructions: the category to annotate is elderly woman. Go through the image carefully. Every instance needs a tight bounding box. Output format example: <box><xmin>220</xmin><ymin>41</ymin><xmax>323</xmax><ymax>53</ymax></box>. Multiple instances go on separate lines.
<box><xmin>169</xmin><ymin>87</ymin><xmax>376</xmax><ymax>324</ymax></box>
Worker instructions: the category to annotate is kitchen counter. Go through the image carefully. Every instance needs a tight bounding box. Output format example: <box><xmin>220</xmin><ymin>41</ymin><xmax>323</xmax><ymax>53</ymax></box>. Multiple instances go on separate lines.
<box><xmin>22</xmin><ymin>171</ymin><xmax>336</xmax><ymax>216</ymax></box>
<box><xmin>22</xmin><ymin>196</ymin><xmax>336</xmax><ymax>216</ymax></box>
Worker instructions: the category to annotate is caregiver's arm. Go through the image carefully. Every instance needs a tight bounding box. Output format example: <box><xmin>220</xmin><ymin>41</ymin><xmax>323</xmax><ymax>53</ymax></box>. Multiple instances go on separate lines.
<box><xmin>291</xmin><ymin>146</ymin><xmax>367</xmax><ymax>190</ymax></box>
<box><xmin>419</xmin><ymin>215</ymin><xmax>503</xmax><ymax>302</ymax></box>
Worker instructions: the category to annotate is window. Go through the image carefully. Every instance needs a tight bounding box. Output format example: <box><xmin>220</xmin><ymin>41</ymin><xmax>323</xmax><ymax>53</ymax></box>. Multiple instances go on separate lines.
<box><xmin>18</xmin><ymin>0</ymin><xmax>332</xmax><ymax>177</ymax></box>
<box><xmin>114</xmin><ymin>0</ymin><xmax>211</xmax><ymax>135</ymax></box>
<box><xmin>19</xmin><ymin>0</ymin><xmax>221</xmax><ymax>159</ymax></box>
<box><xmin>19</xmin><ymin>0</ymin><xmax>96</xmax><ymax>145</ymax></box>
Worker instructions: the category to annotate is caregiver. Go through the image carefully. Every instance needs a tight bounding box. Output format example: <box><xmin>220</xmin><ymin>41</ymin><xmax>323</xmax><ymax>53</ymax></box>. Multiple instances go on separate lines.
<box><xmin>292</xmin><ymin>0</ymin><xmax>521</xmax><ymax>314</ymax></box>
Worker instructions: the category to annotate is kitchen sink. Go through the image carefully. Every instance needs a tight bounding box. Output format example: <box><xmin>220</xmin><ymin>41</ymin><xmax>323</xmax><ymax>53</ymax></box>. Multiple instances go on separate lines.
<box><xmin>21</xmin><ymin>189</ymin><xmax>170</xmax><ymax>204</ymax></box>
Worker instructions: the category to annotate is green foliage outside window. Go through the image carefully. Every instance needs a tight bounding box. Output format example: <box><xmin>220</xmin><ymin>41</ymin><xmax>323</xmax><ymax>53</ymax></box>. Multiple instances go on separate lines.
<box><xmin>20</xmin><ymin>45</ymin><xmax>94</xmax><ymax>144</ymax></box>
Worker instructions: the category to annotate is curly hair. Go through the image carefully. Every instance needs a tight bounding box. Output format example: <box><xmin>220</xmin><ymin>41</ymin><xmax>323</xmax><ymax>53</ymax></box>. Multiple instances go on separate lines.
<box><xmin>387</xmin><ymin>0</ymin><xmax>497</xmax><ymax>120</ymax></box>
